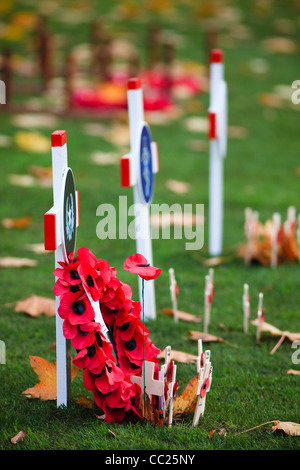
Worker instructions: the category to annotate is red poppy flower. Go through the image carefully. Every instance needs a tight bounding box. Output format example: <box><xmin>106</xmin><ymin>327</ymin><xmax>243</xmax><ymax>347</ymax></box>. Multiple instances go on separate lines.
<box><xmin>123</xmin><ymin>254</ymin><xmax>161</xmax><ymax>280</ymax></box>
<box><xmin>73</xmin><ymin>333</ymin><xmax>113</xmax><ymax>373</ymax></box>
<box><xmin>104</xmin><ymin>281</ymin><xmax>132</xmax><ymax>310</ymax></box>
<box><xmin>58</xmin><ymin>291</ymin><xmax>95</xmax><ymax>325</ymax></box>
<box><xmin>71</xmin><ymin>321</ymin><xmax>102</xmax><ymax>350</ymax></box>
<box><xmin>200</xmin><ymin>377</ymin><xmax>210</xmax><ymax>399</ymax></box>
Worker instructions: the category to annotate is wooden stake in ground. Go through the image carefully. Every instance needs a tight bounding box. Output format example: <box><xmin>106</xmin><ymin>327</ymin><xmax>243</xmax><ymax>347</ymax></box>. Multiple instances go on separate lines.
<box><xmin>120</xmin><ymin>78</ymin><xmax>159</xmax><ymax>320</ymax></box>
<box><xmin>297</xmin><ymin>214</ymin><xmax>300</xmax><ymax>262</ymax></box>
<box><xmin>169</xmin><ymin>268</ymin><xmax>178</xmax><ymax>323</ymax></box>
<box><xmin>271</xmin><ymin>212</ymin><xmax>281</xmax><ymax>268</ymax></box>
<box><xmin>244</xmin><ymin>208</ymin><xmax>259</xmax><ymax>265</ymax></box>
<box><xmin>204</xmin><ymin>268</ymin><xmax>214</xmax><ymax>333</ymax></box>
<box><xmin>208</xmin><ymin>49</ymin><xmax>228</xmax><ymax>256</ymax></box>
<box><xmin>256</xmin><ymin>293</ymin><xmax>264</xmax><ymax>342</ymax></box>
<box><xmin>243</xmin><ymin>283</ymin><xmax>251</xmax><ymax>333</ymax></box>
<box><xmin>284</xmin><ymin>206</ymin><xmax>296</xmax><ymax>236</ymax></box>
<box><xmin>44</xmin><ymin>130</ymin><xmax>80</xmax><ymax>407</ymax></box>
<box><xmin>192</xmin><ymin>340</ymin><xmax>213</xmax><ymax>426</ymax></box>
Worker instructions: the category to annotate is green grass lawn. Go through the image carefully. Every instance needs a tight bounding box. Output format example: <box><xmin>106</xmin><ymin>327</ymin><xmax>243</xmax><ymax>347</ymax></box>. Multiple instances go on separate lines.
<box><xmin>0</xmin><ymin>0</ymin><xmax>299</xmax><ymax>451</ymax></box>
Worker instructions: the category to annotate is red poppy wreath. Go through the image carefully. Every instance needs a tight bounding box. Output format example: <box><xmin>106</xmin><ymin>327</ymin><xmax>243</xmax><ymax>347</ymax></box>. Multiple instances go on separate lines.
<box><xmin>54</xmin><ymin>247</ymin><xmax>161</xmax><ymax>423</ymax></box>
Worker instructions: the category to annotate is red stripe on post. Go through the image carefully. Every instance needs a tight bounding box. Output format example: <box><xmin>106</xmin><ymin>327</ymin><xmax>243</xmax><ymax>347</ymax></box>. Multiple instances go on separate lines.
<box><xmin>44</xmin><ymin>212</ymin><xmax>57</xmax><ymax>250</ymax></box>
<box><xmin>121</xmin><ymin>157</ymin><xmax>131</xmax><ymax>186</ymax></box>
<box><xmin>128</xmin><ymin>78</ymin><xmax>141</xmax><ymax>90</ymax></box>
<box><xmin>208</xmin><ymin>111</ymin><xmax>217</xmax><ymax>139</ymax></box>
<box><xmin>51</xmin><ymin>130</ymin><xmax>67</xmax><ymax>147</ymax></box>
<box><xmin>210</xmin><ymin>49</ymin><xmax>223</xmax><ymax>64</ymax></box>
<box><xmin>76</xmin><ymin>190</ymin><xmax>80</xmax><ymax>227</ymax></box>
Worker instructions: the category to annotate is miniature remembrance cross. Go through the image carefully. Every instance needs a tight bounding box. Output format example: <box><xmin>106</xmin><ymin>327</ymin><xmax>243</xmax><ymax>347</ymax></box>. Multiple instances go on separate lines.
<box><xmin>204</xmin><ymin>268</ymin><xmax>214</xmax><ymax>333</ymax></box>
<box><xmin>243</xmin><ymin>283</ymin><xmax>250</xmax><ymax>334</ymax></box>
<box><xmin>208</xmin><ymin>49</ymin><xmax>228</xmax><ymax>256</ymax></box>
<box><xmin>256</xmin><ymin>292</ymin><xmax>264</xmax><ymax>342</ymax></box>
<box><xmin>121</xmin><ymin>78</ymin><xmax>159</xmax><ymax>321</ymax></box>
<box><xmin>169</xmin><ymin>268</ymin><xmax>178</xmax><ymax>323</ymax></box>
<box><xmin>192</xmin><ymin>340</ymin><xmax>213</xmax><ymax>426</ymax></box>
<box><xmin>130</xmin><ymin>360</ymin><xmax>164</xmax><ymax>410</ymax></box>
<box><xmin>44</xmin><ymin>130</ymin><xmax>80</xmax><ymax>407</ymax></box>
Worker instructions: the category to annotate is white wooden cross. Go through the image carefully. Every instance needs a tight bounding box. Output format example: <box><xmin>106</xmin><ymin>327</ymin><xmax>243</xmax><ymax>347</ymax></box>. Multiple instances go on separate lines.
<box><xmin>44</xmin><ymin>130</ymin><xmax>79</xmax><ymax>407</ymax></box>
<box><xmin>284</xmin><ymin>206</ymin><xmax>296</xmax><ymax>237</ymax></box>
<box><xmin>169</xmin><ymin>268</ymin><xmax>178</xmax><ymax>323</ymax></box>
<box><xmin>208</xmin><ymin>49</ymin><xmax>228</xmax><ymax>256</ymax></box>
<box><xmin>204</xmin><ymin>268</ymin><xmax>214</xmax><ymax>333</ymax></box>
<box><xmin>44</xmin><ymin>130</ymin><xmax>110</xmax><ymax>407</ymax></box>
<box><xmin>256</xmin><ymin>292</ymin><xmax>264</xmax><ymax>342</ymax></box>
<box><xmin>271</xmin><ymin>212</ymin><xmax>281</xmax><ymax>267</ymax></box>
<box><xmin>130</xmin><ymin>360</ymin><xmax>164</xmax><ymax>410</ymax></box>
<box><xmin>192</xmin><ymin>340</ymin><xmax>213</xmax><ymax>426</ymax></box>
<box><xmin>243</xmin><ymin>283</ymin><xmax>251</xmax><ymax>334</ymax></box>
<box><xmin>121</xmin><ymin>77</ymin><xmax>159</xmax><ymax>321</ymax></box>
<box><xmin>244</xmin><ymin>208</ymin><xmax>259</xmax><ymax>265</ymax></box>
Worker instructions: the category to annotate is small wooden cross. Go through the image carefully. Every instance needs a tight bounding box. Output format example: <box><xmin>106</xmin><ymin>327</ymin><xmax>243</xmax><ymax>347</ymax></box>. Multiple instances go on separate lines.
<box><xmin>204</xmin><ymin>268</ymin><xmax>214</xmax><ymax>333</ymax></box>
<box><xmin>192</xmin><ymin>340</ymin><xmax>213</xmax><ymax>426</ymax></box>
<box><xmin>169</xmin><ymin>268</ymin><xmax>178</xmax><ymax>323</ymax></box>
<box><xmin>271</xmin><ymin>212</ymin><xmax>281</xmax><ymax>268</ymax></box>
<box><xmin>243</xmin><ymin>283</ymin><xmax>250</xmax><ymax>334</ymax></box>
<box><xmin>256</xmin><ymin>292</ymin><xmax>264</xmax><ymax>342</ymax></box>
<box><xmin>131</xmin><ymin>360</ymin><xmax>164</xmax><ymax>408</ymax></box>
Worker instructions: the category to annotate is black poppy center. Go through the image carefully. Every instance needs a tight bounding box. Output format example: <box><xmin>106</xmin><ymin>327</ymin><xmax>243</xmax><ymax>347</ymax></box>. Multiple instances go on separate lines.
<box><xmin>86</xmin><ymin>274</ymin><xmax>94</xmax><ymax>287</ymax></box>
<box><xmin>77</xmin><ymin>325</ymin><xmax>89</xmax><ymax>336</ymax></box>
<box><xmin>125</xmin><ymin>338</ymin><xmax>136</xmax><ymax>351</ymax></box>
<box><xmin>136</xmin><ymin>263</ymin><xmax>150</xmax><ymax>267</ymax></box>
<box><xmin>72</xmin><ymin>301</ymin><xmax>85</xmax><ymax>315</ymax></box>
<box><xmin>70</xmin><ymin>269</ymin><xmax>80</xmax><ymax>280</ymax></box>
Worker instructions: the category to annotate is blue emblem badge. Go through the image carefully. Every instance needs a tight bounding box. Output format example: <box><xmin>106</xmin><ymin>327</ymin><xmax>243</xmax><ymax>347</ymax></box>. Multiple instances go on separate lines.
<box><xmin>139</xmin><ymin>125</ymin><xmax>154</xmax><ymax>204</ymax></box>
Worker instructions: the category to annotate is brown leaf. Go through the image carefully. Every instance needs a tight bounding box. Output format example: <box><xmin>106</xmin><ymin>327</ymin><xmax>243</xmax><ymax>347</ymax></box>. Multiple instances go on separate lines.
<box><xmin>272</xmin><ymin>421</ymin><xmax>300</xmax><ymax>436</ymax></box>
<box><xmin>203</xmin><ymin>256</ymin><xmax>233</xmax><ymax>267</ymax></box>
<box><xmin>141</xmin><ymin>394</ymin><xmax>164</xmax><ymax>426</ymax></box>
<box><xmin>173</xmin><ymin>375</ymin><xmax>198</xmax><ymax>416</ymax></box>
<box><xmin>15</xmin><ymin>295</ymin><xmax>56</xmax><ymax>317</ymax></box>
<box><xmin>251</xmin><ymin>319</ymin><xmax>300</xmax><ymax>343</ymax></box>
<box><xmin>164</xmin><ymin>308</ymin><xmax>201</xmax><ymax>323</ymax></box>
<box><xmin>158</xmin><ymin>348</ymin><xmax>197</xmax><ymax>364</ymax></box>
<box><xmin>208</xmin><ymin>429</ymin><xmax>216</xmax><ymax>438</ymax></box>
<box><xmin>2</xmin><ymin>216</ymin><xmax>32</xmax><ymax>229</ymax></box>
<box><xmin>22</xmin><ymin>356</ymin><xmax>78</xmax><ymax>401</ymax></box>
<box><xmin>0</xmin><ymin>257</ymin><xmax>38</xmax><ymax>268</ymax></box>
<box><xmin>11</xmin><ymin>430</ymin><xmax>26</xmax><ymax>444</ymax></box>
<box><xmin>188</xmin><ymin>330</ymin><xmax>225</xmax><ymax>343</ymax></box>
<box><xmin>74</xmin><ymin>396</ymin><xmax>94</xmax><ymax>409</ymax></box>
<box><xmin>165</xmin><ymin>179</ymin><xmax>191</xmax><ymax>194</ymax></box>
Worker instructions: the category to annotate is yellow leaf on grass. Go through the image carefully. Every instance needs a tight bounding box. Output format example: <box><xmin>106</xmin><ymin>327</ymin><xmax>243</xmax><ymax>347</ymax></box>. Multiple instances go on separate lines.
<box><xmin>22</xmin><ymin>356</ymin><xmax>78</xmax><ymax>400</ymax></box>
<box><xmin>173</xmin><ymin>375</ymin><xmax>198</xmax><ymax>416</ymax></box>
<box><xmin>14</xmin><ymin>131</ymin><xmax>50</xmax><ymax>153</ymax></box>
<box><xmin>2</xmin><ymin>216</ymin><xmax>32</xmax><ymax>229</ymax></box>
<box><xmin>15</xmin><ymin>295</ymin><xmax>56</xmax><ymax>317</ymax></box>
<box><xmin>0</xmin><ymin>257</ymin><xmax>38</xmax><ymax>268</ymax></box>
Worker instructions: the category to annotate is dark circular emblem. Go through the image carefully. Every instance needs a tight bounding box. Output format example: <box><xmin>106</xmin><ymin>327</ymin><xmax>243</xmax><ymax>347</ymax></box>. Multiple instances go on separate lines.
<box><xmin>139</xmin><ymin>124</ymin><xmax>154</xmax><ymax>204</ymax></box>
<box><xmin>62</xmin><ymin>168</ymin><xmax>76</xmax><ymax>260</ymax></box>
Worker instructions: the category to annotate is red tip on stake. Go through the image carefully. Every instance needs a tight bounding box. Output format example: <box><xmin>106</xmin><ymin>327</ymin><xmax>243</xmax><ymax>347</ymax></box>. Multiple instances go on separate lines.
<box><xmin>128</xmin><ymin>78</ymin><xmax>141</xmax><ymax>90</ymax></box>
<box><xmin>210</xmin><ymin>49</ymin><xmax>223</xmax><ymax>64</ymax></box>
<box><xmin>51</xmin><ymin>130</ymin><xmax>67</xmax><ymax>147</ymax></box>
<box><xmin>44</xmin><ymin>212</ymin><xmax>57</xmax><ymax>250</ymax></box>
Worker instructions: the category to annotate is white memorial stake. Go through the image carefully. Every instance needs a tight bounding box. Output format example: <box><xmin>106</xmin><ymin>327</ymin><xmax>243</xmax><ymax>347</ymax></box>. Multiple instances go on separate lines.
<box><xmin>297</xmin><ymin>214</ymin><xmax>300</xmax><ymax>262</ymax></box>
<box><xmin>169</xmin><ymin>268</ymin><xmax>178</xmax><ymax>323</ymax></box>
<box><xmin>244</xmin><ymin>208</ymin><xmax>259</xmax><ymax>265</ymax></box>
<box><xmin>44</xmin><ymin>130</ymin><xmax>80</xmax><ymax>407</ymax></box>
<box><xmin>204</xmin><ymin>268</ymin><xmax>214</xmax><ymax>333</ymax></box>
<box><xmin>271</xmin><ymin>212</ymin><xmax>281</xmax><ymax>268</ymax></box>
<box><xmin>121</xmin><ymin>78</ymin><xmax>159</xmax><ymax>321</ymax></box>
<box><xmin>243</xmin><ymin>283</ymin><xmax>251</xmax><ymax>334</ymax></box>
<box><xmin>193</xmin><ymin>340</ymin><xmax>213</xmax><ymax>426</ymax></box>
<box><xmin>208</xmin><ymin>49</ymin><xmax>228</xmax><ymax>256</ymax></box>
<box><xmin>284</xmin><ymin>206</ymin><xmax>296</xmax><ymax>236</ymax></box>
<box><xmin>130</xmin><ymin>360</ymin><xmax>164</xmax><ymax>412</ymax></box>
<box><xmin>256</xmin><ymin>292</ymin><xmax>264</xmax><ymax>342</ymax></box>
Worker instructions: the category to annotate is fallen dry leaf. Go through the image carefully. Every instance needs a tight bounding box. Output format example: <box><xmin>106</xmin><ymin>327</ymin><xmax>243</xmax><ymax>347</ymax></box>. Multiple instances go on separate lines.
<box><xmin>91</xmin><ymin>151</ymin><xmax>119</xmax><ymax>166</ymax></box>
<box><xmin>141</xmin><ymin>393</ymin><xmax>164</xmax><ymax>426</ymax></box>
<box><xmin>15</xmin><ymin>295</ymin><xmax>56</xmax><ymax>317</ymax></box>
<box><xmin>287</xmin><ymin>369</ymin><xmax>300</xmax><ymax>376</ymax></box>
<box><xmin>0</xmin><ymin>257</ymin><xmax>38</xmax><ymax>268</ymax></box>
<box><xmin>23</xmin><ymin>243</ymin><xmax>50</xmax><ymax>255</ymax></box>
<box><xmin>208</xmin><ymin>429</ymin><xmax>216</xmax><ymax>438</ymax></box>
<box><xmin>2</xmin><ymin>216</ymin><xmax>32</xmax><ymax>229</ymax></box>
<box><xmin>74</xmin><ymin>396</ymin><xmax>94</xmax><ymax>409</ymax></box>
<box><xmin>251</xmin><ymin>319</ymin><xmax>300</xmax><ymax>343</ymax></box>
<box><xmin>150</xmin><ymin>212</ymin><xmax>203</xmax><ymax>228</ymax></box>
<box><xmin>163</xmin><ymin>308</ymin><xmax>201</xmax><ymax>323</ymax></box>
<box><xmin>22</xmin><ymin>356</ymin><xmax>78</xmax><ymax>400</ymax></box>
<box><xmin>272</xmin><ymin>421</ymin><xmax>300</xmax><ymax>436</ymax></box>
<box><xmin>10</xmin><ymin>430</ymin><xmax>26</xmax><ymax>444</ymax></box>
<box><xmin>262</xmin><ymin>37</ymin><xmax>297</xmax><ymax>54</ymax></box>
<box><xmin>158</xmin><ymin>348</ymin><xmax>197</xmax><ymax>364</ymax></box>
<box><xmin>14</xmin><ymin>131</ymin><xmax>51</xmax><ymax>153</ymax></box>
<box><xmin>165</xmin><ymin>179</ymin><xmax>191</xmax><ymax>194</ymax></box>
<box><xmin>173</xmin><ymin>375</ymin><xmax>198</xmax><ymax>416</ymax></box>
<box><xmin>203</xmin><ymin>256</ymin><xmax>233</xmax><ymax>267</ymax></box>
<box><xmin>188</xmin><ymin>330</ymin><xmax>225</xmax><ymax>343</ymax></box>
